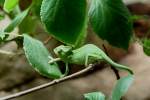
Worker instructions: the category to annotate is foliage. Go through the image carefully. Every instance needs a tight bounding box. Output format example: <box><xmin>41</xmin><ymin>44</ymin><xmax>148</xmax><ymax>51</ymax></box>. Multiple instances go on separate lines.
<box><xmin>84</xmin><ymin>75</ymin><xmax>134</xmax><ymax>100</ymax></box>
<box><xmin>111</xmin><ymin>74</ymin><xmax>134</xmax><ymax>100</ymax></box>
<box><xmin>0</xmin><ymin>0</ymin><xmax>142</xmax><ymax>99</ymax></box>
<box><xmin>0</xmin><ymin>30</ymin><xmax>8</xmax><ymax>42</ymax></box>
<box><xmin>84</xmin><ymin>92</ymin><xmax>105</xmax><ymax>100</ymax></box>
<box><xmin>1</xmin><ymin>0</ymin><xmax>133</xmax><ymax>48</ymax></box>
<box><xmin>4</xmin><ymin>8</ymin><xmax>29</xmax><ymax>32</ymax></box>
<box><xmin>142</xmin><ymin>39</ymin><xmax>150</xmax><ymax>56</ymax></box>
<box><xmin>23</xmin><ymin>34</ymin><xmax>62</xmax><ymax>78</ymax></box>
<box><xmin>89</xmin><ymin>0</ymin><xmax>133</xmax><ymax>49</ymax></box>
<box><xmin>4</xmin><ymin>0</ymin><xmax>19</xmax><ymax>13</ymax></box>
<box><xmin>40</xmin><ymin>0</ymin><xmax>87</xmax><ymax>47</ymax></box>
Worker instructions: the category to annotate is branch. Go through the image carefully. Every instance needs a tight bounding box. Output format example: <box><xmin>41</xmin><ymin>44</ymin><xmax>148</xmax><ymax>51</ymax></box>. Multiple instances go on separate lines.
<box><xmin>0</xmin><ymin>50</ymin><xmax>15</xmax><ymax>56</ymax></box>
<box><xmin>44</xmin><ymin>36</ymin><xmax>52</xmax><ymax>44</ymax></box>
<box><xmin>0</xmin><ymin>64</ymin><xmax>95</xmax><ymax>100</ymax></box>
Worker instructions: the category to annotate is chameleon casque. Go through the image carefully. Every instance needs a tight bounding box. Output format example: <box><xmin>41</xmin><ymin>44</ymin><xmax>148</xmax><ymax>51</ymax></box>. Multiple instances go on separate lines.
<box><xmin>49</xmin><ymin>44</ymin><xmax>133</xmax><ymax>75</ymax></box>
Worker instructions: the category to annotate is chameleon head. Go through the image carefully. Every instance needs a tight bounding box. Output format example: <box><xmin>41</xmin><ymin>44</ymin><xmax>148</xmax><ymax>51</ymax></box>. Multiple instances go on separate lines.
<box><xmin>54</xmin><ymin>45</ymin><xmax>73</xmax><ymax>59</ymax></box>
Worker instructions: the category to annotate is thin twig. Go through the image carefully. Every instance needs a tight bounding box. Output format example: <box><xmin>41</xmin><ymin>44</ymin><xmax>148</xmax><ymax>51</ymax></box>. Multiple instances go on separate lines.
<box><xmin>0</xmin><ymin>50</ymin><xmax>15</xmax><ymax>56</ymax></box>
<box><xmin>44</xmin><ymin>36</ymin><xmax>52</xmax><ymax>44</ymax></box>
<box><xmin>0</xmin><ymin>64</ymin><xmax>95</xmax><ymax>100</ymax></box>
<box><xmin>102</xmin><ymin>44</ymin><xmax>120</xmax><ymax>80</ymax></box>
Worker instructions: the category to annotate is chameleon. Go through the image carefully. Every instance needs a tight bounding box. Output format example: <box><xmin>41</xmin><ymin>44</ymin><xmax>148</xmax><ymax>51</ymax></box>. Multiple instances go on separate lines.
<box><xmin>49</xmin><ymin>44</ymin><xmax>133</xmax><ymax>74</ymax></box>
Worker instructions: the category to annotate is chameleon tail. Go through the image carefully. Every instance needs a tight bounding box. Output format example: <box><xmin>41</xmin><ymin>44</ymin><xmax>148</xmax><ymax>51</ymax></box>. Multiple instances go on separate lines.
<box><xmin>102</xmin><ymin>53</ymin><xmax>133</xmax><ymax>74</ymax></box>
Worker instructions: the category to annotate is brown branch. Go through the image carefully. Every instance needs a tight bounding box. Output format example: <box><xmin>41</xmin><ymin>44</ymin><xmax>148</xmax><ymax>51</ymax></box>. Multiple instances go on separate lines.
<box><xmin>44</xmin><ymin>36</ymin><xmax>52</xmax><ymax>44</ymax></box>
<box><xmin>102</xmin><ymin>44</ymin><xmax>120</xmax><ymax>80</ymax></box>
<box><xmin>0</xmin><ymin>64</ymin><xmax>95</xmax><ymax>100</ymax></box>
<box><xmin>0</xmin><ymin>50</ymin><xmax>15</xmax><ymax>56</ymax></box>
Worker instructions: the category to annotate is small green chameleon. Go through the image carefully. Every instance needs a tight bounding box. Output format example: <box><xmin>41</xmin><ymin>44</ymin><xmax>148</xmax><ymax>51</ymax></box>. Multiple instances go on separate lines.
<box><xmin>49</xmin><ymin>44</ymin><xmax>133</xmax><ymax>74</ymax></box>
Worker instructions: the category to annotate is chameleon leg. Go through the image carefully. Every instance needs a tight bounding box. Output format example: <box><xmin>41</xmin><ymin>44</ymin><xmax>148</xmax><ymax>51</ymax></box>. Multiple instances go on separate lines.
<box><xmin>85</xmin><ymin>55</ymin><xmax>89</xmax><ymax>66</ymax></box>
<box><xmin>85</xmin><ymin>54</ymin><xmax>102</xmax><ymax>66</ymax></box>
<box><xmin>48</xmin><ymin>57</ymin><xmax>61</xmax><ymax>64</ymax></box>
<box><xmin>61</xmin><ymin>62</ymin><xmax>69</xmax><ymax>77</ymax></box>
<box><xmin>48</xmin><ymin>56</ymin><xmax>69</xmax><ymax>77</ymax></box>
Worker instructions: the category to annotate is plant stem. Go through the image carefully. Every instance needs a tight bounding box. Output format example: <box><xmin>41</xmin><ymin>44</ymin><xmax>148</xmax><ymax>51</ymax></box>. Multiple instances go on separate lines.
<box><xmin>0</xmin><ymin>50</ymin><xmax>14</xmax><ymax>55</ymax></box>
<box><xmin>44</xmin><ymin>36</ymin><xmax>52</xmax><ymax>44</ymax></box>
<box><xmin>0</xmin><ymin>64</ymin><xmax>95</xmax><ymax>100</ymax></box>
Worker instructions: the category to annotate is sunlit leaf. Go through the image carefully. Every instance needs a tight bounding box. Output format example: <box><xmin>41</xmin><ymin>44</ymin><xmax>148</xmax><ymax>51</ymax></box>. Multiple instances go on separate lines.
<box><xmin>4</xmin><ymin>0</ymin><xmax>19</xmax><ymax>13</ymax></box>
<box><xmin>143</xmin><ymin>38</ymin><xmax>150</xmax><ymax>56</ymax></box>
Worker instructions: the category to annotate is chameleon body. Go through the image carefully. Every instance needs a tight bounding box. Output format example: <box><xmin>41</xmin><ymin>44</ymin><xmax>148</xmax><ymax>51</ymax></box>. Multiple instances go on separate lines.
<box><xmin>53</xmin><ymin>44</ymin><xmax>133</xmax><ymax>74</ymax></box>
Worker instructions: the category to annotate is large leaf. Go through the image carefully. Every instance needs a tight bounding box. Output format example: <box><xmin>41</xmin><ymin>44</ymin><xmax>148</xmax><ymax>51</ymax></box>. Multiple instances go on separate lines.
<box><xmin>4</xmin><ymin>0</ymin><xmax>19</xmax><ymax>13</ymax></box>
<box><xmin>84</xmin><ymin>92</ymin><xmax>105</xmax><ymax>100</ymax></box>
<box><xmin>19</xmin><ymin>16</ymin><xmax>37</xmax><ymax>33</ymax></box>
<box><xmin>32</xmin><ymin>0</ymin><xmax>42</xmax><ymax>17</ymax></box>
<box><xmin>40</xmin><ymin>0</ymin><xmax>87</xmax><ymax>47</ymax></box>
<box><xmin>112</xmin><ymin>75</ymin><xmax>134</xmax><ymax>100</ymax></box>
<box><xmin>0</xmin><ymin>0</ymin><xmax>5</xmax><ymax>6</ymax></box>
<box><xmin>23</xmin><ymin>34</ymin><xmax>62</xmax><ymax>79</ymax></box>
<box><xmin>4</xmin><ymin>8</ymin><xmax>29</xmax><ymax>32</ymax></box>
<box><xmin>89</xmin><ymin>0</ymin><xmax>133</xmax><ymax>49</ymax></box>
<box><xmin>143</xmin><ymin>39</ymin><xmax>150</xmax><ymax>56</ymax></box>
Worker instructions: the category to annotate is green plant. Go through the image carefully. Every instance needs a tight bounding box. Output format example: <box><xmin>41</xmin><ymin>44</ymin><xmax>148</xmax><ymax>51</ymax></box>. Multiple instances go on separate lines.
<box><xmin>0</xmin><ymin>0</ymin><xmax>139</xmax><ymax>100</ymax></box>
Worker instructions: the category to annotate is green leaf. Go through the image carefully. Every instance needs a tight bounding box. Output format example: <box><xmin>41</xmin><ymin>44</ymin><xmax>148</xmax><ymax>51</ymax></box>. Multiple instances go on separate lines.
<box><xmin>4</xmin><ymin>8</ymin><xmax>29</xmax><ymax>32</ymax></box>
<box><xmin>112</xmin><ymin>75</ymin><xmax>134</xmax><ymax>100</ymax></box>
<box><xmin>0</xmin><ymin>0</ymin><xmax>5</xmax><ymax>6</ymax></box>
<box><xmin>23</xmin><ymin>34</ymin><xmax>62</xmax><ymax>79</ymax></box>
<box><xmin>4</xmin><ymin>0</ymin><xmax>19</xmax><ymax>13</ymax></box>
<box><xmin>0</xmin><ymin>29</ymin><xmax>9</xmax><ymax>43</ymax></box>
<box><xmin>19</xmin><ymin>16</ymin><xmax>37</xmax><ymax>33</ymax></box>
<box><xmin>32</xmin><ymin>0</ymin><xmax>42</xmax><ymax>17</ymax></box>
<box><xmin>84</xmin><ymin>92</ymin><xmax>105</xmax><ymax>100</ymax></box>
<box><xmin>0</xmin><ymin>14</ymin><xmax>5</xmax><ymax>20</ymax></box>
<box><xmin>143</xmin><ymin>39</ymin><xmax>150</xmax><ymax>56</ymax></box>
<box><xmin>89</xmin><ymin>0</ymin><xmax>133</xmax><ymax>49</ymax></box>
<box><xmin>40</xmin><ymin>0</ymin><xmax>87</xmax><ymax>47</ymax></box>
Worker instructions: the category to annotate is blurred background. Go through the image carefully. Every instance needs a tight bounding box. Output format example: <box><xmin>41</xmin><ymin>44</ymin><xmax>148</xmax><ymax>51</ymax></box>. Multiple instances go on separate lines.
<box><xmin>0</xmin><ymin>0</ymin><xmax>150</xmax><ymax>100</ymax></box>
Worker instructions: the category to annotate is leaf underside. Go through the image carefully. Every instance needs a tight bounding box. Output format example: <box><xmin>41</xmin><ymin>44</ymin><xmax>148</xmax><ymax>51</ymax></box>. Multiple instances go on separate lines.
<box><xmin>40</xmin><ymin>0</ymin><xmax>87</xmax><ymax>47</ymax></box>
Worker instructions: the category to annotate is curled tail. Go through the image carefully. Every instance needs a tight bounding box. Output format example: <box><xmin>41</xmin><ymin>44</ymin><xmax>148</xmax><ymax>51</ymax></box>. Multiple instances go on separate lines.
<box><xmin>101</xmin><ymin>53</ymin><xmax>133</xmax><ymax>74</ymax></box>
